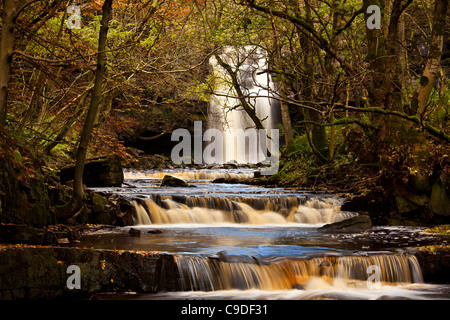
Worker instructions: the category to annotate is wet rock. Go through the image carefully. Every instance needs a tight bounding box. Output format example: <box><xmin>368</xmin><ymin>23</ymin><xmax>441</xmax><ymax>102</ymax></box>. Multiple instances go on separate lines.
<box><xmin>160</xmin><ymin>175</ymin><xmax>189</xmax><ymax>187</ymax></box>
<box><xmin>318</xmin><ymin>214</ymin><xmax>372</xmax><ymax>233</ymax></box>
<box><xmin>147</xmin><ymin>229</ymin><xmax>163</xmax><ymax>234</ymax></box>
<box><xmin>212</xmin><ymin>177</ymin><xmax>240</xmax><ymax>184</ymax></box>
<box><xmin>128</xmin><ymin>228</ymin><xmax>141</xmax><ymax>236</ymax></box>
<box><xmin>223</xmin><ymin>161</ymin><xmax>238</xmax><ymax>169</ymax></box>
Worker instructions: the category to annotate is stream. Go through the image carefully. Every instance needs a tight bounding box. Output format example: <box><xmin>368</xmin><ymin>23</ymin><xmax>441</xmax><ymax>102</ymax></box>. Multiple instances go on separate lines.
<box><xmin>75</xmin><ymin>168</ymin><xmax>450</xmax><ymax>300</ymax></box>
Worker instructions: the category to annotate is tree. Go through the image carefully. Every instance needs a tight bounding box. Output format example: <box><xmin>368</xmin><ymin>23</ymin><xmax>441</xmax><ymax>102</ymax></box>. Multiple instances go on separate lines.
<box><xmin>72</xmin><ymin>0</ymin><xmax>113</xmax><ymax>207</ymax></box>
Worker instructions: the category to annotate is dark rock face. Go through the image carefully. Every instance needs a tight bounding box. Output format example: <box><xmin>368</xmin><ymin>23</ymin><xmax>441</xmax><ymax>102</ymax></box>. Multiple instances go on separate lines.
<box><xmin>59</xmin><ymin>157</ymin><xmax>124</xmax><ymax>187</ymax></box>
<box><xmin>318</xmin><ymin>214</ymin><xmax>372</xmax><ymax>233</ymax></box>
<box><xmin>414</xmin><ymin>246</ymin><xmax>450</xmax><ymax>284</ymax></box>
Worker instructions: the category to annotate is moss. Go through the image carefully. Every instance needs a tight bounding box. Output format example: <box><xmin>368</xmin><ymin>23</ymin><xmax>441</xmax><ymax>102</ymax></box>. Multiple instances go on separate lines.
<box><xmin>424</xmin><ymin>225</ymin><xmax>450</xmax><ymax>235</ymax></box>
<box><xmin>91</xmin><ymin>192</ymin><xmax>107</xmax><ymax>213</ymax></box>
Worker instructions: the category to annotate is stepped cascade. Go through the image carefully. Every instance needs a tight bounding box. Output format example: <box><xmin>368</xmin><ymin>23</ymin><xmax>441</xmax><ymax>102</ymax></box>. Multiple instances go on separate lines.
<box><xmin>175</xmin><ymin>254</ymin><xmax>424</xmax><ymax>291</ymax></box>
<box><xmin>132</xmin><ymin>196</ymin><xmax>356</xmax><ymax>226</ymax></box>
<box><xmin>77</xmin><ymin>168</ymin><xmax>450</xmax><ymax>300</ymax></box>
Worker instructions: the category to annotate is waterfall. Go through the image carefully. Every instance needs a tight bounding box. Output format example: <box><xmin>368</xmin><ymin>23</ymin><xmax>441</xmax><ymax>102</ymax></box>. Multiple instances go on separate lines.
<box><xmin>175</xmin><ymin>254</ymin><xmax>424</xmax><ymax>291</ymax></box>
<box><xmin>208</xmin><ymin>46</ymin><xmax>282</xmax><ymax>164</ymax></box>
<box><xmin>132</xmin><ymin>196</ymin><xmax>355</xmax><ymax>226</ymax></box>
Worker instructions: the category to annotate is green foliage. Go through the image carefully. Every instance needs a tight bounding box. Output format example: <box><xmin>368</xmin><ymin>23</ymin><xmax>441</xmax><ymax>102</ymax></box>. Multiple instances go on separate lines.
<box><xmin>287</xmin><ymin>133</ymin><xmax>313</xmax><ymax>159</ymax></box>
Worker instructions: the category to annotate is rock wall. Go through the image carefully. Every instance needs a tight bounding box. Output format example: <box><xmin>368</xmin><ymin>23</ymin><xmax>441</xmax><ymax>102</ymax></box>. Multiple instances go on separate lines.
<box><xmin>0</xmin><ymin>246</ymin><xmax>179</xmax><ymax>299</ymax></box>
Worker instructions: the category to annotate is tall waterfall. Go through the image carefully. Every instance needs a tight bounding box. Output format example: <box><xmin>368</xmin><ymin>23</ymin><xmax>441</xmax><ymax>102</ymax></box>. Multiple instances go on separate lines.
<box><xmin>208</xmin><ymin>46</ymin><xmax>282</xmax><ymax>164</ymax></box>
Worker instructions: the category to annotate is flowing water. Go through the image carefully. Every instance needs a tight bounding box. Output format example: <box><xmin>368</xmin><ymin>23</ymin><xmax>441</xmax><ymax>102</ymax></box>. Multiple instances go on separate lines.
<box><xmin>75</xmin><ymin>46</ymin><xmax>450</xmax><ymax>300</ymax></box>
<box><xmin>208</xmin><ymin>46</ymin><xmax>282</xmax><ymax>164</ymax></box>
<box><xmin>79</xmin><ymin>168</ymin><xmax>450</xmax><ymax>300</ymax></box>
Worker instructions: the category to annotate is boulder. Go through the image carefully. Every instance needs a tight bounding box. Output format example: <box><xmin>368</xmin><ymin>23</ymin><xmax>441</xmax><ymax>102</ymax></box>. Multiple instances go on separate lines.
<box><xmin>318</xmin><ymin>214</ymin><xmax>372</xmax><ymax>233</ymax></box>
<box><xmin>59</xmin><ymin>157</ymin><xmax>124</xmax><ymax>187</ymax></box>
<box><xmin>128</xmin><ymin>228</ymin><xmax>141</xmax><ymax>236</ymax></box>
<box><xmin>160</xmin><ymin>175</ymin><xmax>189</xmax><ymax>187</ymax></box>
<box><xmin>147</xmin><ymin>229</ymin><xmax>163</xmax><ymax>234</ymax></box>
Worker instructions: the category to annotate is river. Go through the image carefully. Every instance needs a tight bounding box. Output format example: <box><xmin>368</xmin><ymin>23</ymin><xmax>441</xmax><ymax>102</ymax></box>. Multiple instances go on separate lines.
<box><xmin>75</xmin><ymin>168</ymin><xmax>450</xmax><ymax>300</ymax></box>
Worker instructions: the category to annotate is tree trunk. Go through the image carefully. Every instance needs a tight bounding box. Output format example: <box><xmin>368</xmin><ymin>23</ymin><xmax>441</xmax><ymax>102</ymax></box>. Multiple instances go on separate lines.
<box><xmin>269</xmin><ymin>6</ymin><xmax>293</xmax><ymax>147</ymax></box>
<box><xmin>412</xmin><ymin>0</ymin><xmax>448</xmax><ymax>117</ymax></box>
<box><xmin>363</xmin><ymin>0</ymin><xmax>387</xmax><ymax>108</ymax></box>
<box><xmin>72</xmin><ymin>0</ymin><xmax>113</xmax><ymax>206</ymax></box>
<box><xmin>0</xmin><ymin>0</ymin><xmax>18</xmax><ymax>125</ymax></box>
<box><xmin>398</xmin><ymin>11</ymin><xmax>408</xmax><ymax>108</ymax></box>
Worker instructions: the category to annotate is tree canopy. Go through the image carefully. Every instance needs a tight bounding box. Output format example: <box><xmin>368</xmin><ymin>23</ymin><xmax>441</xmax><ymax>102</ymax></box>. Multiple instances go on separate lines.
<box><xmin>0</xmin><ymin>0</ymin><xmax>448</xmax><ymax>217</ymax></box>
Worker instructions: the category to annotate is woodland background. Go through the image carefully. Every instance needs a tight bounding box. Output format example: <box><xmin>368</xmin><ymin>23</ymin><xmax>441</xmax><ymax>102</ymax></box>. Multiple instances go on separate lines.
<box><xmin>0</xmin><ymin>0</ymin><xmax>448</xmax><ymax>226</ymax></box>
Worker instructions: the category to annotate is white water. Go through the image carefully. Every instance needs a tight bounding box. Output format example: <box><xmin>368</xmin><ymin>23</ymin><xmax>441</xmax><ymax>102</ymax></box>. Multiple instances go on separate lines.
<box><xmin>151</xmin><ymin>282</ymin><xmax>450</xmax><ymax>300</ymax></box>
<box><xmin>208</xmin><ymin>46</ymin><xmax>281</xmax><ymax>164</ymax></box>
<box><xmin>133</xmin><ymin>197</ymin><xmax>356</xmax><ymax>226</ymax></box>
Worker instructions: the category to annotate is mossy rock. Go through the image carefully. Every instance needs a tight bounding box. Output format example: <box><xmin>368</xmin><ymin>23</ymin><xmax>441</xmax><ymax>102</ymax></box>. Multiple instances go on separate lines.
<box><xmin>92</xmin><ymin>192</ymin><xmax>108</xmax><ymax>213</ymax></box>
<box><xmin>430</xmin><ymin>182</ymin><xmax>450</xmax><ymax>216</ymax></box>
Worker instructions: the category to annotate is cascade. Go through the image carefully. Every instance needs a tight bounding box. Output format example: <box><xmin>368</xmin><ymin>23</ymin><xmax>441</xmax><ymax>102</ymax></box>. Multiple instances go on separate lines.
<box><xmin>175</xmin><ymin>254</ymin><xmax>424</xmax><ymax>291</ymax></box>
<box><xmin>124</xmin><ymin>170</ymin><xmax>254</xmax><ymax>180</ymax></box>
<box><xmin>132</xmin><ymin>195</ymin><xmax>355</xmax><ymax>226</ymax></box>
<box><xmin>78</xmin><ymin>166</ymin><xmax>450</xmax><ymax>299</ymax></box>
<box><xmin>208</xmin><ymin>46</ymin><xmax>282</xmax><ymax>164</ymax></box>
